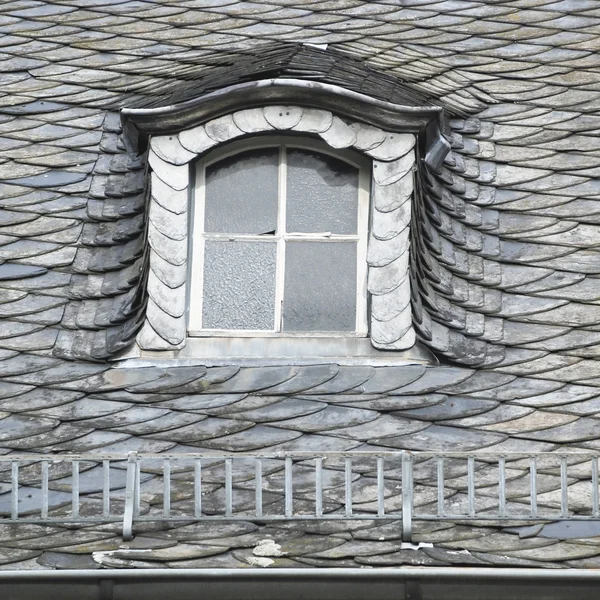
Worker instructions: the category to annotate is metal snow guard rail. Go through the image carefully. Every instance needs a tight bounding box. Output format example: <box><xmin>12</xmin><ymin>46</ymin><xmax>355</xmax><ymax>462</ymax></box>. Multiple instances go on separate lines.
<box><xmin>2</xmin><ymin>451</ymin><xmax>599</xmax><ymax>542</ymax></box>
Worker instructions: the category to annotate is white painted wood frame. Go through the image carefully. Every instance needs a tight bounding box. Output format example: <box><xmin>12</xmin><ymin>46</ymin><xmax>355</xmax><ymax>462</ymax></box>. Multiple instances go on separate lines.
<box><xmin>188</xmin><ymin>136</ymin><xmax>370</xmax><ymax>337</ymax></box>
<box><xmin>139</xmin><ymin>106</ymin><xmax>416</xmax><ymax>354</ymax></box>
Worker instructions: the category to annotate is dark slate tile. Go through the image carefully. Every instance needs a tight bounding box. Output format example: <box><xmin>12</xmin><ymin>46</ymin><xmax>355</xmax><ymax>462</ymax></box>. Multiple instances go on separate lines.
<box><xmin>0</xmin><ymin>353</ymin><xmax>60</xmax><ymax>377</ymax></box>
<box><xmin>260</xmin><ymin>364</ymin><xmax>340</xmax><ymax>394</ymax></box>
<box><xmin>106</xmin><ymin>411</ymin><xmax>206</xmax><ymax>436</ymax></box>
<box><xmin>538</xmin><ymin>520</ymin><xmax>600</xmax><ymax>540</ymax></box>
<box><xmin>421</xmin><ymin>546</ymin><xmax>491</xmax><ymax>566</ymax></box>
<box><xmin>4</xmin><ymin>529</ymin><xmax>116</xmax><ymax>551</ymax></box>
<box><xmin>390</xmin><ymin>366</ymin><xmax>477</xmax><ymax>394</ymax></box>
<box><xmin>0</xmin><ymin>548</ymin><xmax>42</xmax><ymax>566</ymax></box>
<box><xmin>10</xmin><ymin>170</ymin><xmax>89</xmax><ymax>188</ymax></box>
<box><xmin>327</xmin><ymin>414</ymin><xmax>429</xmax><ymax>442</ymax></box>
<box><xmin>0</xmin><ymin>381</ymin><xmax>33</xmax><ymax>400</ymax></box>
<box><xmin>467</xmin><ymin>377</ymin><xmax>564</xmax><ymax>400</ymax></box>
<box><xmin>224</xmin><ymin>397</ymin><xmax>325</xmax><ymax>423</ymax></box>
<box><xmin>124</xmin><ymin>366</ymin><xmax>208</xmax><ymax>393</ymax></box>
<box><xmin>333</xmin><ymin>394</ymin><xmax>446</xmax><ymax>411</ymax></box>
<box><xmin>271</xmin><ymin>405</ymin><xmax>378</xmax><ymax>433</ymax></box>
<box><xmin>165</xmin><ymin>366</ymin><xmax>240</xmax><ymax>394</ymax></box>
<box><xmin>144</xmin><ymin>417</ymin><xmax>254</xmax><ymax>444</ymax></box>
<box><xmin>470</xmin><ymin>551</ymin><xmax>563</xmax><ymax>568</ymax></box>
<box><xmin>515</xmin><ymin>418</ymin><xmax>600</xmax><ymax>443</ymax></box>
<box><xmin>2</xmin><ymin>422</ymin><xmax>95</xmax><ymax>450</ymax></box>
<box><xmin>0</xmin><ymin>487</ymin><xmax>74</xmax><ymax>519</ymax></box>
<box><xmin>444</xmin><ymin>404</ymin><xmax>534</xmax><ymax>428</ymax></box>
<box><xmin>441</xmin><ymin>532</ymin><xmax>553</xmax><ymax>553</ymax></box>
<box><xmin>352</xmin><ymin>365</ymin><xmax>426</xmax><ymax>394</ymax></box>
<box><xmin>303</xmin><ymin>539</ymin><xmax>401</xmax><ymax>559</ymax></box>
<box><xmin>356</xmin><ymin>550</ymin><xmax>448</xmax><ymax>566</ymax></box>
<box><xmin>37</xmin><ymin>552</ymin><xmax>100</xmax><ymax>570</ymax></box>
<box><xmin>0</xmin><ymin>388</ymin><xmax>83</xmax><ymax>413</ymax></box>
<box><xmin>373</xmin><ymin>424</ymin><xmax>506</xmax><ymax>452</ymax></box>
<box><xmin>165</xmin><ymin>551</ymin><xmax>248</xmax><ymax>569</ymax></box>
<box><xmin>199</xmin><ymin>425</ymin><xmax>303</xmax><ymax>452</ymax></box>
<box><xmin>48</xmin><ymin>430</ymin><xmax>132</xmax><ymax>452</ymax></box>
<box><xmin>302</xmin><ymin>366</ymin><xmax>375</xmax><ymax>394</ymax></box>
<box><xmin>2</xmin><ymin>359</ymin><xmax>107</xmax><ymax>383</ymax></box>
<box><xmin>392</xmin><ymin>396</ymin><xmax>498</xmax><ymax>421</ymax></box>
<box><xmin>0</xmin><ymin>413</ymin><xmax>57</xmax><ymax>442</ymax></box>
<box><xmin>203</xmin><ymin>366</ymin><xmax>297</xmax><ymax>394</ymax></box>
<box><xmin>499</xmin><ymin>541</ymin><xmax>600</xmax><ymax>562</ymax></box>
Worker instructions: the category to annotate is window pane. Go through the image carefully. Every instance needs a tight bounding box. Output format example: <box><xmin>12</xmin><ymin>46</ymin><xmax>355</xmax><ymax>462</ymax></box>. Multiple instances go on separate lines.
<box><xmin>204</xmin><ymin>148</ymin><xmax>278</xmax><ymax>234</ymax></box>
<box><xmin>202</xmin><ymin>240</ymin><xmax>276</xmax><ymax>330</ymax></box>
<box><xmin>283</xmin><ymin>241</ymin><xmax>357</xmax><ymax>332</ymax></box>
<box><xmin>286</xmin><ymin>149</ymin><xmax>359</xmax><ymax>234</ymax></box>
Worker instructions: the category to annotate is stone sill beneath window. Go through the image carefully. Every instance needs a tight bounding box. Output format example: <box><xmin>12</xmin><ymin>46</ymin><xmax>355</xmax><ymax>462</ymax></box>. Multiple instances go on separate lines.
<box><xmin>116</xmin><ymin>337</ymin><xmax>436</xmax><ymax>367</ymax></box>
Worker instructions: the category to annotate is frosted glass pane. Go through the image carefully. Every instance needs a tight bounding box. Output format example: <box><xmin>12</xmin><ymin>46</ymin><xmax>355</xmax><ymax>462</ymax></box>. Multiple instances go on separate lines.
<box><xmin>202</xmin><ymin>240</ymin><xmax>276</xmax><ymax>330</ymax></box>
<box><xmin>286</xmin><ymin>149</ymin><xmax>358</xmax><ymax>234</ymax></box>
<box><xmin>283</xmin><ymin>241</ymin><xmax>356</xmax><ymax>332</ymax></box>
<box><xmin>205</xmin><ymin>148</ymin><xmax>278</xmax><ymax>234</ymax></box>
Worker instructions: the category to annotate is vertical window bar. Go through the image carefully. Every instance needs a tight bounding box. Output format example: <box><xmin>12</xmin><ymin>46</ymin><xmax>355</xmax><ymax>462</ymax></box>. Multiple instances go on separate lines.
<box><xmin>225</xmin><ymin>458</ymin><xmax>233</xmax><ymax>517</ymax></box>
<box><xmin>437</xmin><ymin>457</ymin><xmax>445</xmax><ymax>517</ymax></box>
<box><xmin>530</xmin><ymin>456</ymin><xmax>538</xmax><ymax>518</ymax></box>
<box><xmin>560</xmin><ymin>456</ymin><xmax>568</xmax><ymax>518</ymax></box>
<box><xmin>377</xmin><ymin>457</ymin><xmax>385</xmax><ymax>517</ymax></box>
<box><xmin>355</xmin><ymin>160</ymin><xmax>370</xmax><ymax>334</ymax></box>
<box><xmin>255</xmin><ymin>459</ymin><xmax>263</xmax><ymax>518</ymax></box>
<box><xmin>11</xmin><ymin>462</ymin><xmax>18</xmax><ymax>520</ymax></box>
<box><xmin>285</xmin><ymin>457</ymin><xmax>293</xmax><ymax>518</ymax></box>
<box><xmin>194</xmin><ymin>459</ymin><xmax>202</xmax><ymax>518</ymax></box>
<box><xmin>498</xmin><ymin>456</ymin><xmax>506</xmax><ymax>518</ymax></box>
<box><xmin>102</xmin><ymin>460</ymin><xmax>110</xmax><ymax>518</ymax></box>
<box><xmin>163</xmin><ymin>458</ymin><xmax>171</xmax><ymax>518</ymax></box>
<box><xmin>274</xmin><ymin>144</ymin><xmax>286</xmax><ymax>332</ymax></box>
<box><xmin>345</xmin><ymin>457</ymin><xmax>353</xmax><ymax>517</ymax></box>
<box><xmin>467</xmin><ymin>456</ymin><xmax>475</xmax><ymax>517</ymax></box>
<box><xmin>315</xmin><ymin>457</ymin><xmax>323</xmax><ymax>518</ymax></box>
<box><xmin>41</xmin><ymin>460</ymin><xmax>49</xmax><ymax>519</ymax></box>
<box><xmin>72</xmin><ymin>461</ymin><xmax>80</xmax><ymax>519</ymax></box>
<box><xmin>593</xmin><ymin>456</ymin><xmax>599</xmax><ymax>518</ymax></box>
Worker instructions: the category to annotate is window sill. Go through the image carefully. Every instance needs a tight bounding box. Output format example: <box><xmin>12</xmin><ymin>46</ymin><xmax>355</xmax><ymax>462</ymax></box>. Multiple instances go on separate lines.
<box><xmin>117</xmin><ymin>337</ymin><xmax>436</xmax><ymax>367</ymax></box>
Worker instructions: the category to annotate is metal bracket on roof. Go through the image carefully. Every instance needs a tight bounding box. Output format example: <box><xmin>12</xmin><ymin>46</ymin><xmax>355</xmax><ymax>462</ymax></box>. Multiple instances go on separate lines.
<box><xmin>402</xmin><ymin>452</ymin><xmax>414</xmax><ymax>543</ymax></box>
<box><xmin>122</xmin><ymin>451</ymin><xmax>138</xmax><ymax>542</ymax></box>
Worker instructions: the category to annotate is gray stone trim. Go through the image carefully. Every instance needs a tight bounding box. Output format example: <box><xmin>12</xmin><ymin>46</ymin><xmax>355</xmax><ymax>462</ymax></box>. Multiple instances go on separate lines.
<box><xmin>138</xmin><ymin>107</ymin><xmax>416</xmax><ymax>353</ymax></box>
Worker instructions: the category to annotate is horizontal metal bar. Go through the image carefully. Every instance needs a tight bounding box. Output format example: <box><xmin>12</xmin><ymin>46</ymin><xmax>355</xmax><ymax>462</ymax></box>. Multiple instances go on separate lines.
<box><xmin>131</xmin><ymin>514</ymin><xmax>401</xmax><ymax>522</ymax></box>
<box><xmin>0</xmin><ymin>450</ymin><xmax>598</xmax><ymax>462</ymax></box>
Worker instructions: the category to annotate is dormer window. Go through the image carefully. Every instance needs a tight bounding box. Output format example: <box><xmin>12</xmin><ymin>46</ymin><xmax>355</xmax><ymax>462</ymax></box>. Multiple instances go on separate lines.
<box><xmin>128</xmin><ymin>100</ymin><xmax>438</xmax><ymax>363</ymax></box>
<box><xmin>188</xmin><ymin>138</ymin><xmax>369</xmax><ymax>337</ymax></box>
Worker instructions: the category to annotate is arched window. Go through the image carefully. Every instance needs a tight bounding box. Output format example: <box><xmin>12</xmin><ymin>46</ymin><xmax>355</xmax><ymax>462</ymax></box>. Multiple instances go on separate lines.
<box><xmin>136</xmin><ymin>104</ymin><xmax>424</xmax><ymax>361</ymax></box>
<box><xmin>188</xmin><ymin>137</ymin><xmax>370</xmax><ymax>338</ymax></box>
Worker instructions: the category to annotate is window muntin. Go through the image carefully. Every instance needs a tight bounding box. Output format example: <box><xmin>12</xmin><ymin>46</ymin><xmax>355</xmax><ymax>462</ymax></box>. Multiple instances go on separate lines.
<box><xmin>188</xmin><ymin>137</ymin><xmax>370</xmax><ymax>337</ymax></box>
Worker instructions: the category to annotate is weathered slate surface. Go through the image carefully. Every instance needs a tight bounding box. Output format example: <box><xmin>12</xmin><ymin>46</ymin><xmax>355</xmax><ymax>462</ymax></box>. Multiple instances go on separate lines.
<box><xmin>2</xmin><ymin>0</ymin><xmax>600</xmax><ymax>573</ymax></box>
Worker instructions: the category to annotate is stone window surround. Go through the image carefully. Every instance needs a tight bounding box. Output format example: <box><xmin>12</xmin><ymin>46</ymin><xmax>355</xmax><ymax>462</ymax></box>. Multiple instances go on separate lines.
<box><xmin>137</xmin><ymin>105</ymin><xmax>416</xmax><ymax>356</ymax></box>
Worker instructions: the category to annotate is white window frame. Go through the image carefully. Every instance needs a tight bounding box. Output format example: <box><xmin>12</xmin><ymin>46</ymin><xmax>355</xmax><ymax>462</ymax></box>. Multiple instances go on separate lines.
<box><xmin>136</xmin><ymin>106</ymin><xmax>418</xmax><ymax>362</ymax></box>
<box><xmin>188</xmin><ymin>136</ymin><xmax>370</xmax><ymax>338</ymax></box>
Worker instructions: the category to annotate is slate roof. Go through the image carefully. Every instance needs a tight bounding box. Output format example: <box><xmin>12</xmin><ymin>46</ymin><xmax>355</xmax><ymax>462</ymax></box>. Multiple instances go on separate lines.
<box><xmin>2</xmin><ymin>0</ymin><xmax>600</xmax><ymax>571</ymax></box>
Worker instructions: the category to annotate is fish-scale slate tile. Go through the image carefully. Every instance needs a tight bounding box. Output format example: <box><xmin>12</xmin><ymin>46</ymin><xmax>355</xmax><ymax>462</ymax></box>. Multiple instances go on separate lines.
<box><xmin>2</xmin><ymin>0</ymin><xmax>600</xmax><ymax>572</ymax></box>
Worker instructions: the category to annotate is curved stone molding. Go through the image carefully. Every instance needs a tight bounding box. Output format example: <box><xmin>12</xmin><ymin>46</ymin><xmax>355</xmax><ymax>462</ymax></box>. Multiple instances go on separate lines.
<box><xmin>138</xmin><ymin>106</ymin><xmax>416</xmax><ymax>352</ymax></box>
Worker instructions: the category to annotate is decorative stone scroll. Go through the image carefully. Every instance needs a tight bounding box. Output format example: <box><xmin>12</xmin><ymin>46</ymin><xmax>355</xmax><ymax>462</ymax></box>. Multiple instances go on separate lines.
<box><xmin>138</xmin><ymin>107</ymin><xmax>416</xmax><ymax>352</ymax></box>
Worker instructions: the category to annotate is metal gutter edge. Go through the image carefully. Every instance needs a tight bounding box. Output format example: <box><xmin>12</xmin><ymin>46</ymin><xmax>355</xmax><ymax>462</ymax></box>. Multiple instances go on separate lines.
<box><xmin>2</xmin><ymin>567</ymin><xmax>600</xmax><ymax>580</ymax></box>
<box><xmin>1</xmin><ymin>567</ymin><xmax>598</xmax><ymax>600</ymax></box>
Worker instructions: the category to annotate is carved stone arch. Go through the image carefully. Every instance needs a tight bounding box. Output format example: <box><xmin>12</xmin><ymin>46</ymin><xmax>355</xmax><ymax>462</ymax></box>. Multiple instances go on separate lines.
<box><xmin>137</xmin><ymin>106</ymin><xmax>418</xmax><ymax>354</ymax></box>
